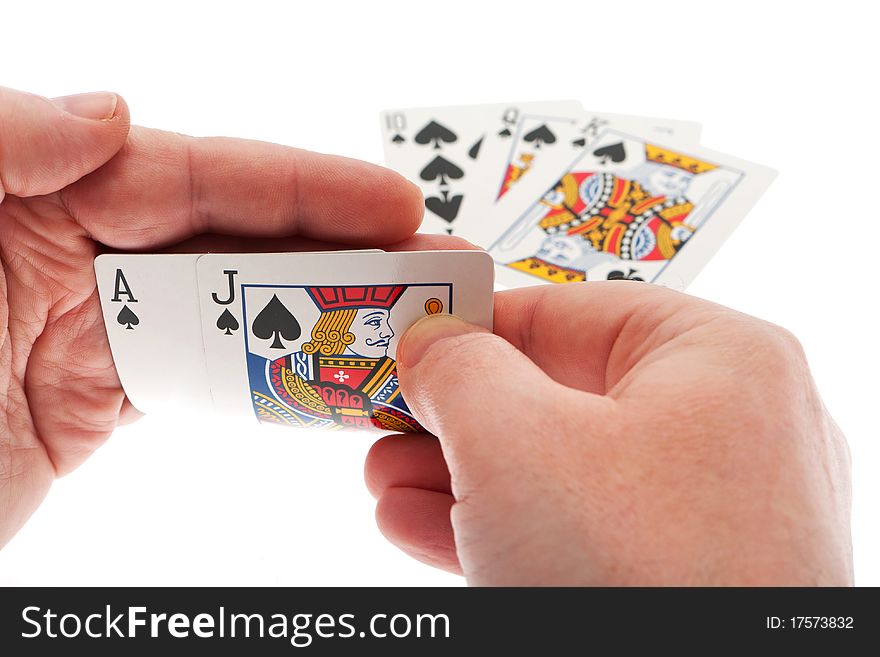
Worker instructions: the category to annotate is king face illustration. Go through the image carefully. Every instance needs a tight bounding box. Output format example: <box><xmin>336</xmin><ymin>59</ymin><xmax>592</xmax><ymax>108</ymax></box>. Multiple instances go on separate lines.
<box><xmin>246</xmin><ymin>285</ymin><xmax>444</xmax><ymax>432</ymax></box>
<box><xmin>502</xmin><ymin>143</ymin><xmax>719</xmax><ymax>284</ymax></box>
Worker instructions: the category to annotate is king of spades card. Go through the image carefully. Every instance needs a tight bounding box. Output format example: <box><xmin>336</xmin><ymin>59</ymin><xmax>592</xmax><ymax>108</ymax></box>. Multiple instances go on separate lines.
<box><xmin>499</xmin><ymin>144</ymin><xmax>720</xmax><ymax>284</ymax></box>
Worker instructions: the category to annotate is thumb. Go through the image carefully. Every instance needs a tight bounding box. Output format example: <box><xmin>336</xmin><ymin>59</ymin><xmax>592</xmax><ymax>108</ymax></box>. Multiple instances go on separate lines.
<box><xmin>396</xmin><ymin>313</ymin><xmax>605</xmax><ymax>490</ymax></box>
<box><xmin>0</xmin><ymin>86</ymin><xmax>130</xmax><ymax>202</ymax></box>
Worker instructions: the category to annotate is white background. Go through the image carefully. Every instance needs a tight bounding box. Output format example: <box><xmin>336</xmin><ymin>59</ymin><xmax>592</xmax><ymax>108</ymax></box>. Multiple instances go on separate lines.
<box><xmin>1</xmin><ymin>0</ymin><xmax>877</xmax><ymax>586</ymax></box>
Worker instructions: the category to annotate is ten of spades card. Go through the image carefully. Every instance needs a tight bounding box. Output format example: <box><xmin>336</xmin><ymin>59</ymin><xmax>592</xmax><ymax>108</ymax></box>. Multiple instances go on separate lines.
<box><xmin>380</xmin><ymin>101</ymin><xmax>582</xmax><ymax>236</ymax></box>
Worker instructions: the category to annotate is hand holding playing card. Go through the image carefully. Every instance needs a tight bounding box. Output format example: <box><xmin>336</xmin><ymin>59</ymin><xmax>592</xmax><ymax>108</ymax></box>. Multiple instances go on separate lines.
<box><xmin>0</xmin><ymin>85</ymin><xmax>425</xmax><ymax>548</ymax></box>
<box><xmin>365</xmin><ymin>284</ymin><xmax>853</xmax><ymax>585</ymax></box>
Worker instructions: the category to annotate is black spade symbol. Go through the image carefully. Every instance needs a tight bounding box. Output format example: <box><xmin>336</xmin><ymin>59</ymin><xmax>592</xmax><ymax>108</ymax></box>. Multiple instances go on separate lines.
<box><xmin>252</xmin><ymin>295</ymin><xmax>301</xmax><ymax>349</ymax></box>
<box><xmin>419</xmin><ymin>156</ymin><xmax>464</xmax><ymax>184</ymax></box>
<box><xmin>593</xmin><ymin>142</ymin><xmax>626</xmax><ymax>164</ymax></box>
<box><xmin>467</xmin><ymin>136</ymin><xmax>484</xmax><ymax>160</ymax></box>
<box><xmin>391</xmin><ymin>133</ymin><xmax>405</xmax><ymax>144</ymax></box>
<box><xmin>216</xmin><ymin>308</ymin><xmax>240</xmax><ymax>335</ymax></box>
<box><xmin>607</xmin><ymin>268</ymin><xmax>644</xmax><ymax>282</ymax></box>
<box><xmin>116</xmin><ymin>305</ymin><xmax>139</xmax><ymax>330</ymax></box>
<box><xmin>571</xmin><ymin>137</ymin><xmax>587</xmax><ymax>147</ymax></box>
<box><xmin>425</xmin><ymin>194</ymin><xmax>464</xmax><ymax>223</ymax></box>
<box><xmin>523</xmin><ymin>124</ymin><xmax>557</xmax><ymax>148</ymax></box>
<box><xmin>414</xmin><ymin>120</ymin><xmax>457</xmax><ymax>149</ymax></box>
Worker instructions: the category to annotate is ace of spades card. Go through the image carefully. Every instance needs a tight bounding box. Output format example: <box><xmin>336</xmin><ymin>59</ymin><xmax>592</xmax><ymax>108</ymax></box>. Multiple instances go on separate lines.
<box><xmin>484</xmin><ymin>129</ymin><xmax>776</xmax><ymax>290</ymax></box>
<box><xmin>196</xmin><ymin>251</ymin><xmax>493</xmax><ymax>432</ymax></box>
<box><xmin>380</xmin><ymin>101</ymin><xmax>582</xmax><ymax>237</ymax></box>
<box><xmin>95</xmin><ymin>254</ymin><xmax>214</xmax><ymax>415</ymax></box>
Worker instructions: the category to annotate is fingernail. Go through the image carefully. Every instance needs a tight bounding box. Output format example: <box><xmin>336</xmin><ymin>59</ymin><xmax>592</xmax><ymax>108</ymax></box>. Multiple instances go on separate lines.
<box><xmin>397</xmin><ymin>314</ymin><xmax>476</xmax><ymax>368</ymax></box>
<box><xmin>52</xmin><ymin>92</ymin><xmax>118</xmax><ymax>120</ymax></box>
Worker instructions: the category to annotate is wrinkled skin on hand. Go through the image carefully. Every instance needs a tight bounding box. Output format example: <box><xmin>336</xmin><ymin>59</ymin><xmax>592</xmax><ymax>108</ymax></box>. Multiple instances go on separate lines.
<box><xmin>367</xmin><ymin>283</ymin><xmax>854</xmax><ymax>585</ymax></box>
<box><xmin>0</xmin><ymin>86</ymin><xmax>432</xmax><ymax>548</ymax></box>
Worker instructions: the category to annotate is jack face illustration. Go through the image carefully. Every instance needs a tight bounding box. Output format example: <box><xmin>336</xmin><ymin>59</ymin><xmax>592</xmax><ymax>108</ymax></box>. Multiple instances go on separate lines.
<box><xmin>245</xmin><ymin>285</ymin><xmax>448</xmax><ymax>432</ymax></box>
<box><xmin>348</xmin><ymin>308</ymin><xmax>394</xmax><ymax>358</ymax></box>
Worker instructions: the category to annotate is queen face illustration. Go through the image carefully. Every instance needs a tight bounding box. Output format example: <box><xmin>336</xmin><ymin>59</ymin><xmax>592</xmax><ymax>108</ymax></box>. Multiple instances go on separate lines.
<box><xmin>347</xmin><ymin>308</ymin><xmax>394</xmax><ymax>358</ymax></box>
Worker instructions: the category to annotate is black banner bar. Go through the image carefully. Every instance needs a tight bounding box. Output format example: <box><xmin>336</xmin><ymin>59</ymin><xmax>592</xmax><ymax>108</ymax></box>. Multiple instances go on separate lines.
<box><xmin>1</xmin><ymin>587</ymin><xmax>875</xmax><ymax>654</ymax></box>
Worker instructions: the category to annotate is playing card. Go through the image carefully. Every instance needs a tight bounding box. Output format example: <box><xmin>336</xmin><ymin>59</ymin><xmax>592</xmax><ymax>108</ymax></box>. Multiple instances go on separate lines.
<box><xmin>94</xmin><ymin>254</ymin><xmax>213</xmax><ymax>414</ymax></box>
<box><xmin>485</xmin><ymin>111</ymin><xmax>701</xmax><ymax>202</ymax></box>
<box><xmin>479</xmin><ymin>129</ymin><xmax>775</xmax><ymax>290</ymax></box>
<box><xmin>196</xmin><ymin>250</ymin><xmax>494</xmax><ymax>432</ymax></box>
<box><xmin>460</xmin><ymin>111</ymin><xmax>703</xmax><ymax>242</ymax></box>
<box><xmin>380</xmin><ymin>101</ymin><xmax>582</xmax><ymax>236</ymax></box>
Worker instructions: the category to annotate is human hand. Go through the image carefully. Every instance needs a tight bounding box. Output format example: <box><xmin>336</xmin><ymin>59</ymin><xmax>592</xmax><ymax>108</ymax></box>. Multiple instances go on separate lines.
<box><xmin>365</xmin><ymin>283</ymin><xmax>853</xmax><ymax>585</ymax></box>
<box><xmin>0</xmin><ymin>86</ymin><xmax>430</xmax><ymax>548</ymax></box>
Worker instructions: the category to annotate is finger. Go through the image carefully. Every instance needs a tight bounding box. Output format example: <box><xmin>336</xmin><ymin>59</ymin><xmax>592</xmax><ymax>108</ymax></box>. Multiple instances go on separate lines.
<box><xmin>116</xmin><ymin>397</ymin><xmax>144</xmax><ymax>427</ymax></box>
<box><xmin>493</xmin><ymin>282</ymin><xmax>721</xmax><ymax>394</ymax></box>
<box><xmin>62</xmin><ymin>126</ymin><xmax>425</xmax><ymax>249</ymax></box>
<box><xmin>0</xmin><ymin>86</ymin><xmax>130</xmax><ymax>202</ymax></box>
<box><xmin>375</xmin><ymin>487</ymin><xmax>462</xmax><ymax>575</ymax></box>
<box><xmin>395</xmin><ymin>314</ymin><xmax>609</xmax><ymax>492</ymax></box>
<box><xmin>151</xmin><ymin>232</ymin><xmax>475</xmax><ymax>255</ymax></box>
<box><xmin>365</xmin><ymin>434</ymin><xmax>451</xmax><ymax>499</ymax></box>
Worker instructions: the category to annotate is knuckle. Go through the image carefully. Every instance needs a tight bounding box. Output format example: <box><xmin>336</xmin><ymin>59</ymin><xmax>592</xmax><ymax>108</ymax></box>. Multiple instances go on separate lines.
<box><xmin>718</xmin><ymin>313</ymin><xmax>808</xmax><ymax>369</ymax></box>
<box><xmin>766</xmin><ymin>323</ymin><xmax>807</xmax><ymax>362</ymax></box>
<box><xmin>748</xmin><ymin>321</ymin><xmax>809</xmax><ymax>374</ymax></box>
